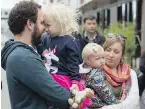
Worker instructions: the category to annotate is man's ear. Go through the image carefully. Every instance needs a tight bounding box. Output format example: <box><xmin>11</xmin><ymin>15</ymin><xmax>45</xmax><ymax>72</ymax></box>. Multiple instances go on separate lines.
<box><xmin>27</xmin><ymin>19</ymin><xmax>34</xmax><ymax>30</ymax></box>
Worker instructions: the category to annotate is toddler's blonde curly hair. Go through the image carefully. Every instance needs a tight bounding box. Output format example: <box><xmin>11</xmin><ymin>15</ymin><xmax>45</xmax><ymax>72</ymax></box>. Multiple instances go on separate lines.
<box><xmin>43</xmin><ymin>3</ymin><xmax>81</xmax><ymax>36</ymax></box>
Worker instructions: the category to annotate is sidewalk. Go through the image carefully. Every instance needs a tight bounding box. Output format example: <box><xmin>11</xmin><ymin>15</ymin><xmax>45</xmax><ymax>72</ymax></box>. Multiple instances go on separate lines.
<box><xmin>1</xmin><ymin>69</ymin><xmax>11</xmax><ymax>109</ymax></box>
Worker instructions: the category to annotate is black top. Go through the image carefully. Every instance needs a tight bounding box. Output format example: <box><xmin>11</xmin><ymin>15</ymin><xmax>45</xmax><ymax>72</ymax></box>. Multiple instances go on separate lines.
<box><xmin>140</xmin><ymin>51</ymin><xmax>145</xmax><ymax>74</ymax></box>
<box><xmin>38</xmin><ymin>35</ymin><xmax>81</xmax><ymax>81</ymax></box>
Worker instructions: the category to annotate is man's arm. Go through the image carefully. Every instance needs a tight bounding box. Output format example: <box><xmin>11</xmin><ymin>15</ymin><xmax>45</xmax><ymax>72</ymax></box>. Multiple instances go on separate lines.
<box><xmin>14</xmin><ymin>55</ymin><xmax>71</xmax><ymax>109</ymax></box>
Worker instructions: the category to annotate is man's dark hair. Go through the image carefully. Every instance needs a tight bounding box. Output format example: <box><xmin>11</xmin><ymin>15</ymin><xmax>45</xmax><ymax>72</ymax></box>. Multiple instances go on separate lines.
<box><xmin>83</xmin><ymin>15</ymin><xmax>97</xmax><ymax>23</ymax></box>
<box><xmin>8</xmin><ymin>1</ymin><xmax>41</xmax><ymax>35</ymax></box>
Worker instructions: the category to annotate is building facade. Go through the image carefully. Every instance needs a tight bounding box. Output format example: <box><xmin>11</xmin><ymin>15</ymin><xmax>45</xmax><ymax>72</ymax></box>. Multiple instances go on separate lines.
<box><xmin>1</xmin><ymin>8</ymin><xmax>13</xmax><ymax>46</ymax></box>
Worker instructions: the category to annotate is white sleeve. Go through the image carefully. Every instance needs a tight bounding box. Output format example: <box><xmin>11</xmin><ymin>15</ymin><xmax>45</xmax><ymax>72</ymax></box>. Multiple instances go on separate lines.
<box><xmin>101</xmin><ymin>69</ymin><xmax>140</xmax><ymax>109</ymax></box>
<box><xmin>121</xmin><ymin>69</ymin><xmax>139</xmax><ymax>109</ymax></box>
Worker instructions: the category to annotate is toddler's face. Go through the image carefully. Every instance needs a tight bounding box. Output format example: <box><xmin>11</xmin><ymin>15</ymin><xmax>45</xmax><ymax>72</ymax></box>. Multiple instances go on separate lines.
<box><xmin>44</xmin><ymin>18</ymin><xmax>61</xmax><ymax>37</ymax></box>
<box><xmin>86</xmin><ymin>50</ymin><xmax>105</xmax><ymax>69</ymax></box>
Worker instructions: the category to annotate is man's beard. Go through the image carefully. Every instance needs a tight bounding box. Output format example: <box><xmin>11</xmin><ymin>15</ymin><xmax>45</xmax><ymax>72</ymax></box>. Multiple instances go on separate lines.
<box><xmin>31</xmin><ymin>26</ymin><xmax>42</xmax><ymax>46</ymax></box>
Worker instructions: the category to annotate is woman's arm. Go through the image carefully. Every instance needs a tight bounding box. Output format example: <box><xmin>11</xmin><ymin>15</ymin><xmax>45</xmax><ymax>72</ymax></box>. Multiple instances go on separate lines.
<box><xmin>101</xmin><ymin>69</ymin><xmax>139</xmax><ymax>109</ymax></box>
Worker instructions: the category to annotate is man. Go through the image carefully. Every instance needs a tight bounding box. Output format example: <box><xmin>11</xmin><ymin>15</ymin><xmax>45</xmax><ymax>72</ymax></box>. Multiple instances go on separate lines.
<box><xmin>1</xmin><ymin>1</ymin><xmax>71</xmax><ymax>109</ymax></box>
<box><xmin>139</xmin><ymin>51</ymin><xmax>145</xmax><ymax>108</ymax></box>
<box><xmin>75</xmin><ymin>15</ymin><xmax>105</xmax><ymax>62</ymax></box>
<box><xmin>138</xmin><ymin>51</ymin><xmax>145</xmax><ymax>95</ymax></box>
<box><xmin>140</xmin><ymin>51</ymin><xmax>145</xmax><ymax>75</ymax></box>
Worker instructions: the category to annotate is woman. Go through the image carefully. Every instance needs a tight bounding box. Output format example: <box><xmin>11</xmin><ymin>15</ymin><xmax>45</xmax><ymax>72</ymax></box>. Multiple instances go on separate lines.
<box><xmin>101</xmin><ymin>33</ymin><xmax>139</xmax><ymax>109</ymax></box>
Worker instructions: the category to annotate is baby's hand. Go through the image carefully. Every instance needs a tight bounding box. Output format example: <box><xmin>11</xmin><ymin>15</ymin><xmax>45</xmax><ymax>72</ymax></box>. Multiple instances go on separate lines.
<box><xmin>120</xmin><ymin>94</ymin><xmax>126</xmax><ymax>101</ymax></box>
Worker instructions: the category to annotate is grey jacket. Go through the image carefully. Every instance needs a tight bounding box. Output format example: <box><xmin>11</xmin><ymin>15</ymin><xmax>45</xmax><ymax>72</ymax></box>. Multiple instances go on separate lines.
<box><xmin>1</xmin><ymin>39</ymin><xmax>71</xmax><ymax>109</ymax></box>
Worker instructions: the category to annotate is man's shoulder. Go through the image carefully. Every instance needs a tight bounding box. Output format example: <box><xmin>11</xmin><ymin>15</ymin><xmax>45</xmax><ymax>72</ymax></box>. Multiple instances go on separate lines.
<box><xmin>8</xmin><ymin>47</ymin><xmax>37</xmax><ymax>62</ymax></box>
<box><xmin>6</xmin><ymin>47</ymin><xmax>42</xmax><ymax>73</ymax></box>
<box><xmin>95</xmin><ymin>32</ymin><xmax>105</xmax><ymax>45</ymax></box>
<box><xmin>96</xmin><ymin>32</ymin><xmax>105</xmax><ymax>40</ymax></box>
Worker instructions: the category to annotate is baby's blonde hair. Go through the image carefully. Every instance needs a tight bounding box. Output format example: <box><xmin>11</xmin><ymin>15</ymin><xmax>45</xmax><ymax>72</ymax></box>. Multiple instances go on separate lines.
<box><xmin>82</xmin><ymin>43</ymin><xmax>104</xmax><ymax>62</ymax></box>
<box><xmin>43</xmin><ymin>3</ymin><xmax>81</xmax><ymax>36</ymax></box>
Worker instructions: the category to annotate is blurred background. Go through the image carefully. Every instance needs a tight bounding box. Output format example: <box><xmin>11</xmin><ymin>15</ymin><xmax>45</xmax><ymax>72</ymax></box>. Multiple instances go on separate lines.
<box><xmin>1</xmin><ymin>0</ymin><xmax>145</xmax><ymax>109</ymax></box>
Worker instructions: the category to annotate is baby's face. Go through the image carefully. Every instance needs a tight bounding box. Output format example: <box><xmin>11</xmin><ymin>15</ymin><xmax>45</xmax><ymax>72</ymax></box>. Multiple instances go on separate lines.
<box><xmin>44</xmin><ymin>18</ymin><xmax>61</xmax><ymax>37</ymax></box>
<box><xmin>87</xmin><ymin>50</ymin><xmax>105</xmax><ymax>69</ymax></box>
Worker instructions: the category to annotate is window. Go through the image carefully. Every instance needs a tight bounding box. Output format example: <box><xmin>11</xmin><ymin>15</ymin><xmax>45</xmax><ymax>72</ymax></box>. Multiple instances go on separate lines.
<box><xmin>132</xmin><ymin>0</ymin><xmax>137</xmax><ymax>22</ymax></box>
<box><xmin>80</xmin><ymin>0</ymin><xmax>84</xmax><ymax>4</ymax></box>
<box><xmin>50</xmin><ymin>0</ymin><xmax>53</xmax><ymax>3</ymax></box>
<box><xmin>97</xmin><ymin>12</ymin><xmax>100</xmax><ymax>25</ymax></box>
<box><xmin>117</xmin><ymin>5</ymin><xmax>122</xmax><ymax>23</ymax></box>
<box><xmin>43</xmin><ymin>0</ymin><xmax>46</xmax><ymax>4</ymax></box>
<box><xmin>1</xmin><ymin>28</ymin><xmax>4</xmax><ymax>34</ymax></box>
<box><xmin>124</xmin><ymin>4</ymin><xmax>127</xmax><ymax>22</ymax></box>
<box><xmin>106</xmin><ymin>9</ymin><xmax>110</xmax><ymax>26</ymax></box>
<box><xmin>129</xmin><ymin>2</ymin><xmax>133</xmax><ymax>22</ymax></box>
<box><xmin>122</xmin><ymin>2</ymin><xmax>133</xmax><ymax>22</ymax></box>
<box><xmin>5</xmin><ymin>11</ymin><xmax>8</xmax><ymax>15</ymax></box>
<box><xmin>101</xmin><ymin>10</ymin><xmax>105</xmax><ymax>29</ymax></box>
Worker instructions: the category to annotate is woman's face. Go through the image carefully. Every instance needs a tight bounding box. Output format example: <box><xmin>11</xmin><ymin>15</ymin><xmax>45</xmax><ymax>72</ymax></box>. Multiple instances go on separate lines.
<box><xmin>104</xmin><ymin>42</ymin><xmax>123</xmax><ymax>68</ymax></box>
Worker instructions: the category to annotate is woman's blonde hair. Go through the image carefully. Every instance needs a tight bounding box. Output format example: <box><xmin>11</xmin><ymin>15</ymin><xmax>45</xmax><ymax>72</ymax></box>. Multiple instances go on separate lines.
<box><xmin>43</xmin><ymin>3</ymin><xmax>81</xmax><ymax>36</ymax></box>
<box><xmin>82</xmin><ymin>43</ymin><xmax>104</xmax><ymax>62</ymax></box>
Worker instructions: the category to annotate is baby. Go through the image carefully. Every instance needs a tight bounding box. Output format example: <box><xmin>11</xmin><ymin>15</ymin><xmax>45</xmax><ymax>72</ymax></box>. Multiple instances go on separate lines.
<box><xmin>79</xmin><ymin>43</ymin><xmax>120</xmax><ymax>108</ymax></box>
